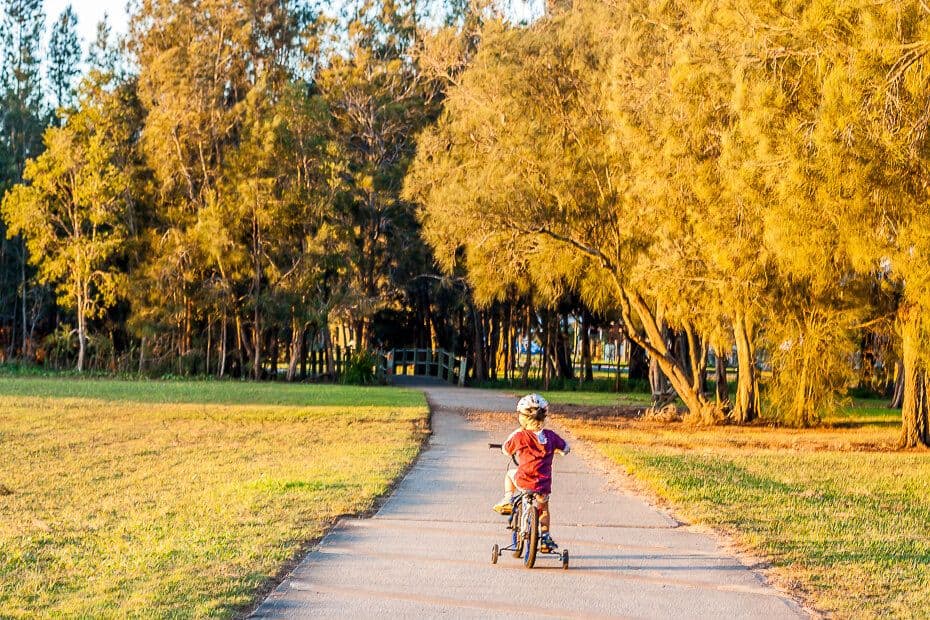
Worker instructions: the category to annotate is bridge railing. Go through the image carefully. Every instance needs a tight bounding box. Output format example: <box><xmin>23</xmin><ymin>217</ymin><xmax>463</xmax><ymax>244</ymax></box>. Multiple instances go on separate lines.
<box><xmin>386</xmin><ymin>348</ymin><xmax>467</xmax><ymax>386</ymax></box>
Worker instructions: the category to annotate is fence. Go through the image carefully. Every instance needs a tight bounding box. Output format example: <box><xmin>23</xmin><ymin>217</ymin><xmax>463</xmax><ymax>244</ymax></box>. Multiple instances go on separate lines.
<box><xmin>300</xmin><ymin>345</ymin><xmax>360</xmax><ymax>379</ymax></box>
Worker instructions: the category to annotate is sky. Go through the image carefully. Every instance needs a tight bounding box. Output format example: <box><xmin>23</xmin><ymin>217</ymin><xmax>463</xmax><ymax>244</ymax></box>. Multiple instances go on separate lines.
<box><xmin>43</xmin><ymin>0</ymin><xmax>543</xmax><ymax>51</ymax></box>
<box><xmin>44</xmin><ymin>0</ymin><xmax>130</xmax><ymax>51</ymax></box>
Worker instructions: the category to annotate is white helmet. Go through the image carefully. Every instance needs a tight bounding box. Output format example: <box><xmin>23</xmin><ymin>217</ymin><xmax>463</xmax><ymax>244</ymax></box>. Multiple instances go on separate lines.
<box><xmin>517</xmin><ymin>393</ymin><xmax>549</xmax><ymax>420</ymax></box>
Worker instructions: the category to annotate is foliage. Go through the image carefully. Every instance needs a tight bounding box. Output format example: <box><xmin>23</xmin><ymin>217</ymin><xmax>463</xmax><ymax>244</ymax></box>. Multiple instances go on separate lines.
<box><xmin>47</xmin><ymin>6</ymin><xmax>80</xmax><ymax>114</ymax></box>
<box><xmin>764</xmin><ymin>307</ymin><xmax>858</xmax><ymax>427</ymax></box>
<box><xmin>0</xmin><ymin>0</ymin><xmax>48</xmax><ymax>360</ymax></box>
<box><xmin>1</xmin><ymin>73</ymin><xmax>136</xmax><ymax>370</ymax></box>
<box><xmin>7</xmin><ymin>0</ymin><xmax>930</xmax><ymax>441</ymax></box>
<box><xmin>403</xmin><ymin>0</ymin><xmax>930</xmax><ymax>439</ymax></box>
<box><xmin>340</xmin><ymin>348</ymin><xmax>383</xmax><ymax>385</ymax></box>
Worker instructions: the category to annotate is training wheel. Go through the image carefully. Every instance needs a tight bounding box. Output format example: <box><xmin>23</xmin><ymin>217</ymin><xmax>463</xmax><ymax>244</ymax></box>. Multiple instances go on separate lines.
<box><xmin>561</xmin><ymin>549</ymin><xmax>569</xmax><ymax>570</ymax></box>
<box><xmin>491</xmin><ymin>544</ymin><xmax>499</xmax><ymax>564</ymax></box>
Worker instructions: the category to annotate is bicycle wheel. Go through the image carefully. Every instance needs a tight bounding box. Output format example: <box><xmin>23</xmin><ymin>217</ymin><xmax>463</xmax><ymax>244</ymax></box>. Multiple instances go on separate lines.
<box><xmin>523</xmin><ymin>504</ymin><xmax>539</xmax><ymax>569</ymax></box>
<box><xmin>511</xmin><ymin>502</ymin><xmax>524</xmax><ymax>557</ymax></box>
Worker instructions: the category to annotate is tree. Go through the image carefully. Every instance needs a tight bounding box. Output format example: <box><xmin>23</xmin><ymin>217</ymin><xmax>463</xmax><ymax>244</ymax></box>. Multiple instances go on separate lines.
<box><xmin>0</xmin><ymin>0</ymin><xmax>47</xmax><ymax>359</ymax></box>
<box><xmin>318</xmin><ymin>0</ymin><xmax>442</xmax><ymax>349</ymax></box>
<box><xmin>87</xmin><ymin>15</ymin><xmax>120</xmax><ymax>77</ymax></box>
<box><xmin>48</xmin><ymin>5</ymin><xmax>81</xmax><ymax>115</ymax></box>
<box><xmin>1</xmin><ymin>77</ymin><xmax>135</xmax><ymax>370</ymax></box>
<box><xmin>408</xmin><ymin>1</ymin><xmax>726</xmax><ymax>417</ymax></box>
<box><xmin>807</xmin><ymin>0</ymin><xmax>930</xmax><ymax>446</ymax></box>
<box><xmin>129</xmin><ymin>0</ymin><xmax>317</xmax><ymax>378</ymax></box>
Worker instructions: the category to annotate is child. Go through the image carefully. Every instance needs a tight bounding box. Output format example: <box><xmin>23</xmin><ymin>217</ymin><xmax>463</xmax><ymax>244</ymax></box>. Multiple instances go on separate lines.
<box><xmin>492</xmin><ymin>393</ymin><xmax>570</xmax><ymax>551</ymax></box>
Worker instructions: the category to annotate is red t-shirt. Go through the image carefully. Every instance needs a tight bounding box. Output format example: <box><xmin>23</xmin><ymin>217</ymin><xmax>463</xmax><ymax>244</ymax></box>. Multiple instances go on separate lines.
<box><xmin>503</xmin><ymin>428</ymin><xmax>567</xmax><ymax>495</ymax></box>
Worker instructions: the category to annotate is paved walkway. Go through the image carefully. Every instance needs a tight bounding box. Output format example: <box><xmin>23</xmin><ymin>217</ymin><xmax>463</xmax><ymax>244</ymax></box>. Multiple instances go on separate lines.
<box><xmin>252</xmin><ymin>382</ymin><xmax>806</xmax><ymax>619</ymax></box>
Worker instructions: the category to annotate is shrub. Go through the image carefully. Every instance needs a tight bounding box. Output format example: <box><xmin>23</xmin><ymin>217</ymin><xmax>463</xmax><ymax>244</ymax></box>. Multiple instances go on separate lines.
<box><xmin>341</xmin><ymin>349</ymin><xmax>383</xmax><ymax>385</ymax></box>
<box><xmin>765</xmin><ymin>308</ymin><xmax>857</xmax><ymax>427</ymax></box>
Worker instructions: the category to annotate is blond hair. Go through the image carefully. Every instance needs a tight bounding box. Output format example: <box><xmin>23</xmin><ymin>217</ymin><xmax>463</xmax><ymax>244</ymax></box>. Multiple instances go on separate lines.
<box><xmin>519</xmin><ymin>412</ymin><xmax>545</xmax><ymax>432</ymax></box>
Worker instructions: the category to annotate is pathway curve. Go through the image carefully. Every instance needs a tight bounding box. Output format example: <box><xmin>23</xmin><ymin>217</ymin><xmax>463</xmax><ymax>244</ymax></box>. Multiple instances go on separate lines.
<box><xmin>252</xmin><ymin>380</ymin><xmax>806</xmax><ymax>619</ymax></box>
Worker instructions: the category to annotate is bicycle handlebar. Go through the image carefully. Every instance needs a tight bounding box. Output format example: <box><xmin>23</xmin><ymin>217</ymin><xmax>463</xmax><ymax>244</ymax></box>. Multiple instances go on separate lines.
<box><xmin>488</xmin><ymin>443</ymin><xmax>502</xmax><ymax>449</ymax></box>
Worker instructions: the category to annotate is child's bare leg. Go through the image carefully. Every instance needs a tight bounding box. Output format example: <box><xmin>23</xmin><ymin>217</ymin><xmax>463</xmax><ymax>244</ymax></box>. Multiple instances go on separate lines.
<box><xmin>538</xmin><ymin>496</ymin><xmax>550</xmax><ymax>532</ymax></box>
<box><xmin>504</xmin><ymin>470</ymin><xmax>517</xmax><ymax>496</ymax></box>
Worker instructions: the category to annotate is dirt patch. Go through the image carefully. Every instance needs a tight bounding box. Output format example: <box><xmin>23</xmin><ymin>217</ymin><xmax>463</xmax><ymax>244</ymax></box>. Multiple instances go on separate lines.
<box><xmin>551</xmin><ymin>404</ymin><xmax>645</xmax><ymax>420</ymax></box>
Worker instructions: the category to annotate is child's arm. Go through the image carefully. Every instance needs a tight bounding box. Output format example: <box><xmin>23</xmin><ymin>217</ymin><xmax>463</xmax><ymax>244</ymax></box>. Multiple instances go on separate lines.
<box><xmin>502</xmin><ymin>429</ymin><xmax>522</xmax><ymax>456</ymax></box>
<box><xmin>552</xmin><ymin>431</ymin><xmax>570</xmax><ymax>455</ymax></box>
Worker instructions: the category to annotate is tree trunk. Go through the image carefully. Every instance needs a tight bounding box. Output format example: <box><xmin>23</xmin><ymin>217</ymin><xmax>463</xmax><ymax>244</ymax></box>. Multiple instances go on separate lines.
<box><xmin>732</xmin><ymin>313</ymin><xmax>759</xmax><ymax>424</ymax></box>
<box><xmin>581</xmin><ymin>311</ymin><xmax>593</xmax><ymax>383</ymax></box>
<box><xmin>647</xmin><ymin>317</ymin><xmax>673</xmax><ymax>407</ymax></box>
<box><xmin>353</xmin><ymin>320</ymin><xmax>365</xmax><ymax>352</ymax></box>
<box><xmin>252</xmin><ymin>324</ymin><xmax>262</xmax><ymax>380</ymax></box>
<box><xmin>555</xmin><ymin>313</ymin><xmax>574</xmax><ymax>380</ymax></box>
<box><xmin>270</xmin><ymin>331</ymin><xmax>279</xmax><ymax>379</ymax></box>
<box><xmin>429</xmin><ymin>299</ymin><xmax>440</xmax><ymax>351</ymax></box>
<box><xmin>488</xmin><ymin>308</ymin><xmax>500</xmax><ymax>380</ymax></box>
<box><xmin>219</xmin><ymin>314</ymin><xmax>227</xmax><ymax>378</ymax></box>
<box><xmin>205</xmin><ymin>316</ymin><xmax>211</xmax><ymax>376</ymax></box>
<box><xmin>287</xmin><ymin>315</ymin><xmax>301</xmax><ymax>382</ymax></box>
<box><xmin>540</xmin><ymin>311</ymin><xmax>549</xmax><ymax>385</ymax></box>
<box><xmin>899</xmin><ymin>310</ymin><xmax>930</xmax><ymax>448</ymax></box>
<box><xmin>236</xmin><ymin>314</ymin><xmax>247</xmax><ymax>378</ymax></box>
<box><xmin>628</xmin><ymin>340</ymin><xmax>648</xmax><ymax>381</ymax></box>
<box><xmin>521</xmin><ymin>308</ymin><xmax>533</xmax><ymax>386</ymax></box>
<box><xmin>614</xmin><ymin>338</ymin><xmax>622</xmax><ymax>392</ymax></box>
<box><xmin>469</xmin><ymin>302</ymin><xmax>486</xmax><ymax>382</ymax></box>
<box><xmin>545</xmin><ymin>313</ymin><xmax>561</xmax><ymax>382</ymax></box>
<box><xmin>890</xmin><ymin>359</ymin><xmax>905</xmax><ymax>408</ymax></box>
<box><xmin>714</xmin><ymin>349</ymin><xmax>729</xmax><ymax>404</ymax></box>
<box><xmin>649</xmin><ymin>354</ymin><xmax>671</xmax><ymax>406</ymax></box>
<box><xmin>683</xmin><ymin>324</ymin><xmax>706</xmax><ymax>394</ymax></box>
<box><xmin>501</xmin><ymin>303</ymin><xmax>512</xmax><ymax>381</ymax></box>
<box><xmin>324</xmin><ymin>320</ymin><xmax>335</xmax><ymax>377</ymax></box>
<box><xmin>76</xmin><ymin>304</ymin><xmax>86</xmax><ymax>372</ymax></box>
<box><xmin>21</xmin><ymin>239</ymin><xmax>27</xmax><ymax>358</ymax></box>
<box><xmin>622</xmin><ymin>292</ymin><xmax>711</xmax><ymax>415</ymax></box>
<box><xmin>252</xmin><ymin>214</ymin><xmax>262</xmax><ymax>380</ymax></box>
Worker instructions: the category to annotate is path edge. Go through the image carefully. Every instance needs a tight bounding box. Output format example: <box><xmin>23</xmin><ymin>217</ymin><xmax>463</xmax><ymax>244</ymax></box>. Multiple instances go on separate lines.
<box><xmin>552</xmin><ymin>417</ymin><xmax>822</xmax><ymax>620</ymax></box>
<box><xmin>238</xmin><ymin>392</ymin><xmax>435</xmax><ymax>619</ymax></box>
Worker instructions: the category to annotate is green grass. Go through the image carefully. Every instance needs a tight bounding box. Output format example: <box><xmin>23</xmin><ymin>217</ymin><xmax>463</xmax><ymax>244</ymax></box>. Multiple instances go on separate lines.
<box><xmin>0</xmin><ymin>378</ymin><xmax>428</xmax><ymax>618</ymax></box>
<box><xmin>562</xmin><ymin>400</ymin><xmax>926</xmax><ymax>617</ymax></box>
<box><xmin>0</xmin><ymin>375</ymin><xmax>423</xmax><ymax>407</ymax></box>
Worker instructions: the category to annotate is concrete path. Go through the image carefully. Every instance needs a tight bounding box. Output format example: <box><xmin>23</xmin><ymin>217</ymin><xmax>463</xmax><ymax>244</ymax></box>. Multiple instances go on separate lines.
<box><xmin>252</xmin><ymin>382</ymin><xmax>806</xmax><ymax>619</ymax></box>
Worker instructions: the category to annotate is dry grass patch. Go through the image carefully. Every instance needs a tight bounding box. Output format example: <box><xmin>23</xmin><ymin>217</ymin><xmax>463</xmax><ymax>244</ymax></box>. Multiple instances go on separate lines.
<box><xmin>0</xmin><ymin>379</ymin><xmax>427</xmax><ymax>618</ymax></box>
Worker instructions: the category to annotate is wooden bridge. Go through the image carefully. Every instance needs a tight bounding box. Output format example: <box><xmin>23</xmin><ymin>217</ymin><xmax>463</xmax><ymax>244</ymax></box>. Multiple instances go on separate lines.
<box><xmin>383</xmin><ymin>348</ymin><xmax>467</xmax><ymax>386</ymax></box>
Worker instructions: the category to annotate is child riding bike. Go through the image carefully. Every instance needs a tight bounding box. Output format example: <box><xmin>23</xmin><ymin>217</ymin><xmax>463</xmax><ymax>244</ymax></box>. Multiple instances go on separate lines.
<box><xmin>492</xmin><ymin>393</ymin><xmax>570</xmax><ymax>552</ymax></box>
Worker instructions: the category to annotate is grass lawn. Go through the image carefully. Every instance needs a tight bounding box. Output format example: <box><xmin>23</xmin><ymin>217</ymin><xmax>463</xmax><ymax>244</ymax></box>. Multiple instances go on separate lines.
<box><xmin>560</xmin><ymin>399</ymin><xmax>929</xmax><ymax>617</ymax></box>
<box><xmin>0</xmin><ymin>377</ymin><xmax>428</xmax><ymax>618</ymax></box>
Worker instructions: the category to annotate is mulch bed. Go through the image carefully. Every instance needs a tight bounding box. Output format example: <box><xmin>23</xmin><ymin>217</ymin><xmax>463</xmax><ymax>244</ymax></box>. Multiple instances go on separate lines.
<box><xmin>551</xmin><ymin>404</ymin><xmax>646</xmax><ymax>420</ymax></box>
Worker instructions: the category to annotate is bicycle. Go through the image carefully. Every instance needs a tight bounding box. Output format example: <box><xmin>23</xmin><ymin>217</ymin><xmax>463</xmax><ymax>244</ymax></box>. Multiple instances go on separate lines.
<box><xmin>488</xmin><ymin>442</ymin><xmax>569</xmax><ymax>569</ymax></box>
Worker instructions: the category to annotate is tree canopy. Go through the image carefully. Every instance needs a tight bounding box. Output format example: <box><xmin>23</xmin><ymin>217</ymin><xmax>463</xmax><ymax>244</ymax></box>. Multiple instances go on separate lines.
<box><xmin>4</xmin><ymin>0</ymin><xmax>930</xmax><ymax>444</ymax></box>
